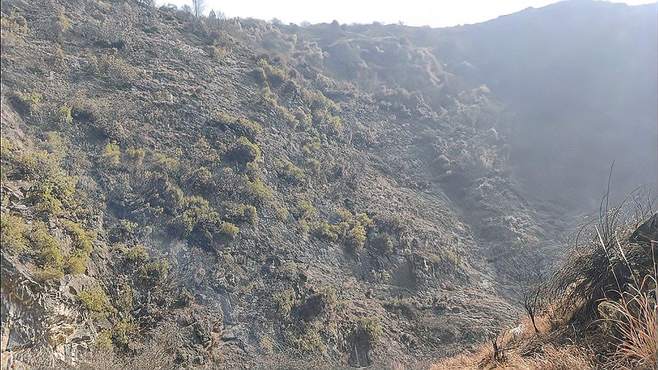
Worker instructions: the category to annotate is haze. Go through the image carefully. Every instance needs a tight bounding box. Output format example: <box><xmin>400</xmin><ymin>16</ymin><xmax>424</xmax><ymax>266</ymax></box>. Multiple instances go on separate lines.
<box><xmin>159</xmin><ymin>0</ymin><xmax>655</xmax><ymax>26</ymax></box>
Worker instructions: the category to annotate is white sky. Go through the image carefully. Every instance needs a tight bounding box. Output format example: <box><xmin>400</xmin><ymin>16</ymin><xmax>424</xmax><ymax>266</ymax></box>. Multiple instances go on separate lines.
<box><xmin>158</xmin><ymin>0</ymin><xmax>656</xmax><ymax>27</ymax></box>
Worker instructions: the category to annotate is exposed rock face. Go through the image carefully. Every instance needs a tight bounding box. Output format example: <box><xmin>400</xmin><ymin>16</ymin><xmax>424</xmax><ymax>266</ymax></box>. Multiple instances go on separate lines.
<box><xmin>0</xmin><ymin>0</ymin><xmax>652</xmax><ymax>368</ymax></box>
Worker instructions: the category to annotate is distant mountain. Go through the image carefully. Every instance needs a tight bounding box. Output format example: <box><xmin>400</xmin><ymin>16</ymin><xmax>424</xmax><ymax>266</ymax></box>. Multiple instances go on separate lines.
<box><xmin>431</xmin><ymin>0</ymin><xmax>658</xmax><ymax>210</ymax></box>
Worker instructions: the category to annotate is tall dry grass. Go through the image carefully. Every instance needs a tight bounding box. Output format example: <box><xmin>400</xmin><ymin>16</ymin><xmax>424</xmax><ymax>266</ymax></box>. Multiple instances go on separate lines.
<box><xmin>598</xmin><ymin>242</ymin><xmax>657</xmax><ymax>369</ymax></box>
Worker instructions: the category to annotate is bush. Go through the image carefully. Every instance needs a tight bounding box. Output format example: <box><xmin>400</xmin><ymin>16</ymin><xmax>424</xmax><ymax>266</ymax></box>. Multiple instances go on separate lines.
<box><xmin>356</xmin><ymin>317</ymin><xmax>383</xmax><ymax>343</ymax></box>
<box><xmin>227</xmin><ymin>136</ymin><xmax>261</xmax><ymax>164</ymax></box>
<box><xmin>371</xmin><ymin>233</ymin><xmax>395</xmax><ymax>255</ymax></box>
<box><xmin>0</xmin><ymin>213</ymin><xmax>28</xmax><ymax>254</ymax></box>
<box><xmin>220</xmin><ymin>222</ymin><xmax>239</xmax><ymax>239</ymax></box>
<box><xmin>57</xmin><ymin>105</ymin><xmax>73</xmax><ymax>125</ymax></box>
<box><xmin>213</xmin><ymin>112</ymin><xmax>262</xmax><ymax>141</ymax></box>
<box><xmin>10</xmin><ymin>91</ymin><xmax>42</xmax><ymax>116</ymax></box>
<box><xmin>346</xmin><ymin>224</ymin><xmax>367</xmax><ymax>251</ymax></box>
<box><xmin>62</xmin><ymin>221</ymin><xmax>94</xmax><ymax>274</ymax></box>
<box><xmin>31</xmin><ymin>223</ymin><xmax>64</xmax><ymax>279</ymax></box>
<box><xmin>294</xmin><ymin>199</ymin><xmax>316</xmax><ymax>220</ymax></box>
<box><xmin>273</xmin><ymin>288</ymin><xmax>296</xmax><ymax>316</ymax></box>
<box><xmin>139</xmin><ymin>259</ymin><xmax>169</xmax><ymax>285</ymax></box>
<box><xmin>112</xmin><ymin>318</ymin><xmax>137</xmax><ymax>348</ymax></box>
<box><xmin>125</xmin><ymin>244</ymin><xmax>149</xmax><ymax>263</ymax></box>
<box><xmin>187</xmin><ymin>166</ymin><xmax>213</xmax><ymax>193</ymax></box>
<box><xmin>151</xmin><ymin>152</ymin><xmax>180</xmax><ymax>175</ymax></box>
<box><xmin>276</xmin><ymin>159</ymin><xmax>304</xmax><ymax>184</ymax></box>
<box><xmin>274</xmin><ymin>205</ymin><xmax>289</xmax><ymax>221</ymax></box>
<box><xmin>125</xmin><ymin>147</ymin><xmax>145</xmax><ymax>165</ymax></box>
<box><xmin>101</xmin><ymin>142</ymin><xmax>121</xmax><ymax>167</ymax></box>
<box><xmin>78</xmin><ymin>286</ymin><xmax>113</xmax><ymax>317</ymax></box>
<box><xmin>13</xmin><ymin>149</ymin><xmax>76</xmax><ymax>215</ymax></box>
<box><xmin>98</xmin><ymin>54</ymin><xmax>138</xmax><ymax>87</ymax></box>
<box><xmin>256</xmin><ymin>58</ymin><xmax>287</xmax><ymax>86</ymax></box>
<box><xmin>245</xmin><ymin>178</ymin><xmax>272</xmax><ymax>203</ymax></box>
<box><xmin>225</xmin><ymin>203</ymin><xmax>258</xmax><ymax>225</ymax></box>
<box><xmin>302</xmin><ymin>138</ymin><xmax>321</xmax><ymax>156</ymax></box>
<box><xmin>314</xmin><ymin>222</ymin><xmax>339</xmax><ymax>242</ymax></box>
<box><xmin>176</xmin><ymin>196</ymin><xmax>221</xmax><ymax>237</ymax></box>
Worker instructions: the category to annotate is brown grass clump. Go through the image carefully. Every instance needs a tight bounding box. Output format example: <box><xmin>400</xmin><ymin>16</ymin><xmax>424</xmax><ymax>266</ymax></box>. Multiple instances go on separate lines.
<box><xmin>433</xmin><ymin>190</ymin><xmax>657</xmax><ymax>370</ymax></box>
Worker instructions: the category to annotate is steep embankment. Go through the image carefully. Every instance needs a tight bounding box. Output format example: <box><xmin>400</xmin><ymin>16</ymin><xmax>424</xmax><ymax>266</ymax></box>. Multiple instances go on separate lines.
<box><xmin>0</xmin><ymin>1</ymin><xmax>549</xmax><ymax>368</ymax></box>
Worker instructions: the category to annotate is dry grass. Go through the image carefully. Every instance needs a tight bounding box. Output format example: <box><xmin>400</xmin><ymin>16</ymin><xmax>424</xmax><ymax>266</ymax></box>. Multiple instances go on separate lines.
<box><xmin>599</xmin><ymin>269</ymin><xmax>657</xmax><ymax>369</ymax></box>
<box><xmin>432</xmin><ymin>193</ymin><xmax>657</xmax><ymax>370</ymax></box>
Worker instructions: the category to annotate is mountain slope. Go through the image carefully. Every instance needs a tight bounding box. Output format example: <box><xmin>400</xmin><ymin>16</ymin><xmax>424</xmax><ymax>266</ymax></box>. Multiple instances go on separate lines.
<box><xmin>0</xmin><ymin>0</ymin><xmax>653</xmax><ymax>368</ymax></box>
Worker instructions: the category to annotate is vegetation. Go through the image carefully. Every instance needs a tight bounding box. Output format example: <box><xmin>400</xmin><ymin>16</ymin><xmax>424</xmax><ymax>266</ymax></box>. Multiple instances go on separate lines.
<box><xmin>276</xmin><ymin>159</ymin><xmax>305</xmax><ymax>184</ymax></box>
<box><xmin>101</xmin><ymin>142</ymin><xmax>121</xmax><ymax>167</ymax></box>
<box><xmin>228</xmin><ymin>136</ymin><xmax>261</xmax><ymax>163</ymax></box>
<box><xmin>0</xmin><ymin>213</ymin><xmax>29</xmax><ymax>254</ymax></box>
<box><xmin>64</xmin><ymin>221</ymin><xmax>94</xmax><ymax>274</ymax></box>
<box><xmin>31</xmin><ymin>223</ymin><xmax>64</xmax><ymax>280</ymax></box>
<box><xmin>220</xmin><ymin>222</ymin><xmax>240</xmax><ymax>239</ymax></box>
<box><xmin>225</xmin><ymin>203</ymin><xmax>258</xmax><ymax>225</ymax></box>
<box><xmin>78</xmin><ymin>286</ymin><xmax>113</xmax><ymax>318</ymax></box>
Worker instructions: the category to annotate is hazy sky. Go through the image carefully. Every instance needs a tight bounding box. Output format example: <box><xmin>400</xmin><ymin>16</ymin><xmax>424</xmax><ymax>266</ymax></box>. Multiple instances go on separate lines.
<box><xmin>158</xmin><ymin>0</ymin><xmax>655</xmax><ymax>27</ymax></box>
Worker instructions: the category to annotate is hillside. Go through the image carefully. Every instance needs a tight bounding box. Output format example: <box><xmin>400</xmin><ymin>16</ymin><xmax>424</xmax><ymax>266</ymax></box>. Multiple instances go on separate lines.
<box><xmin>0</xmin><ymin>0</ymin><xmax>655</xmax><ymax>368</ymax></box>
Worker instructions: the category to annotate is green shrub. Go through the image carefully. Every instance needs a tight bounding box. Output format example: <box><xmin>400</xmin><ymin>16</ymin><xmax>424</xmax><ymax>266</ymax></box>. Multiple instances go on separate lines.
<box><xmin>66</xmin><ymin>256</ymin><xmax>87</xmax><ymax>275</ymax></box>
<box><xmin>276</xmin><ymin>159</ymin><xmax>304</xmax><ymax>184</ymax></box>
<box><xmin>245</xmin><ymin>178</ymin><xmax>272</xmax><ymax>203</ymax></box>
<box><xmin>94</xmin><ymin>329</ymin><xmax>113</xmax><ymax>351</ymax></box>
<box><xmin>98</xmin><ymin>54</ymin><xmax>138</xmax><ymax>86</ymax></box>
<box><xmin>213</xmin><ymin>112</ymin><xmax>262</xmax><ymax>141</ymax></box>
<box><xmin>273</xmin><ymin>288</ymin><xmax>296</xmax><ymax>316</ymax></box>
<box><xmin>177</xmin><ymin>196</ymin><xmax>221</xmax><ymax>237</ymax></box>
<box><xmin>0</xmin><ymin>213</ymin><xmax>28</xmax><ymax>254</ymax></box>
<box><xmin>13</xmin><ymin>149</ymin><xmax>76</xmax><ymax>215</ymax></box>
<box><xmin>257</xmin><ymin>58</ymin><xmax>287</xmax><ymax>86</ymax></box>
<box><xmin>64</xmin><ymin>221</ymin><xmax>93</xmax><ymax>254</ymax></box>
<box><xmin>11</xmin><ymin>91</ymin><xmax>42</xmax><ymax>116</ymax></box>
<box><xmin>112</xmin><ymin>318</ymin><xmax>137</xmax><ymax>348</ymax></box>
<box><xmin>151</xmin><ymin>152</ymin><xmax>180</xmax><ymax>174</ymax></box>
<box><xmin>306</xmin><ymin>158</ymin><xmax>321</xmax><ymax>174</ymax></box>
<box><xmin>294</xmin><ymin>198</ymin><xmax>316</xmax><ymax>220</ymax></box>
<box><xmin>315</xmin><ymin>222</ymin><xmax>339</xmax><ymax>242</ymax></box>
<box><xmin>355</xmin><ymin>212</ymin><xmax>374</xmax><ymax>228</ymax></box>
<box><xmin>294</xmin><ymin>109</ymin><xmax>311</xmax><ymax>127</ymax></box>
<box><xmin>62</xmin><ymin>221</ymin><xmax>94</xmax><ymax>274</ymax></box>
<box><xmin>44</xmin><ymin>132</ymin><xmax>67</xmax><ymax>159</ymax></box>
<box><xmin>125</xmin><ymin>244</ymin><xmax>149</xmax><ymax>263</ymax></box>
<box><xmin>302</xmin><ymin>138</ymin><xmax>321</xmax><ymax>156</ymax></box>
<box><xmin>32</xmin><ymin>176</ymin><xmax>76</xmax><ymax>216</ymax></box>
<box><xmin>372</xmin><ymin>233</ymin><xmax>395</xmax><ymax>255</ymax></box>
<box><xmin>101</xmin><ymin>142</ymin><xmax>121</xmax><ymax>167</ymax></box>
<box><xmin>290</xmin><ymin>328</ymin><xmax>324</xmax><ymax>353</ymax></box>
<box><xmin>0</xmin><ymin>11</ymin><xmax>28</xmax><ymax>34</ymax></box>
<box><xmin>208</xmin><ymin>45</ymin><xmax>227</xmax><ymax>59</ymax></box>
<box><xmin>78</xmin><ymin>286</ymin><xmax>113</xmax><ymax>317</ymax></box>
<box><xmin>356</xmin><ymin>317</ymin><xmax>383</xmax><ymax>343</ymax></box>
<box><xmin>125</xmin><ymin>147</ymin><xmax>145</xmax><ymax>165</ymax></box>
<box><xmin>31</xmin><ymin>223</ymin><xmax>64</xmax><ymax>279</ymax></box>
<box><xmin>346</xmin><ymin>224</ymin><xmax>367</xmax><ymax>251</ymax></box>
<box><xmin>116</xmin><ymin>284</ymin><xmax>134</xmax><ymax>314</ymax></box>
<box><xmin>225</xmin><ymin>203</ymin><xmax>258</xmax><ymax>225</ymax></box>
<box><xmin>57</xmin><ymin>105</ymin><xmax>73</xmax><ymax>124</ymax></box>
<box><xmin>220</xmin><ymin>222</ymin><xmax>239</xmax><ymax>239</ymax></box>
<box><xmin>187</xmin><ymin>166</ymin><xmax>213</xmax><ymax>193</ymax></box>
<box><xmin>139</xmin><ymin>259</ymin><xmax>169</xmax><ymax>285</ymax></box>
<box><xmin>252</xmin><ymin>66</ymin><xmax>267</xmax><ymax>85</ymax></box>
<box><xmin>55</xmin><ymin>11</ymin><xmax>72</xmax><ymax>33</ymax></box>
<box><xmin>227</xmin><ymin>136</ymin><xmax>261</xmax><ymax>164</ymax></box>
<box><xmin>274</xmin><ymin>205</ymin><xmax>289</xmax><ymax>221</ymax></box>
